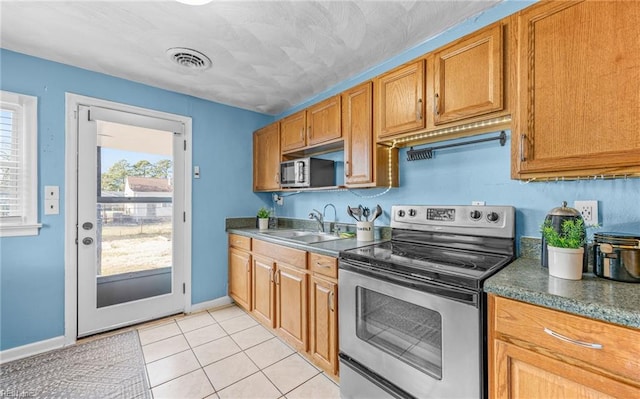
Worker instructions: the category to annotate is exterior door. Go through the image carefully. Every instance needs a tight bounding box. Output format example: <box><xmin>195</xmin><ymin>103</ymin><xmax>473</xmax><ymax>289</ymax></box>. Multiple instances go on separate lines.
<box><xmin>77</xmin><ymin>104</ymin><xmax>186</xmax><ymax>337</ymax></box>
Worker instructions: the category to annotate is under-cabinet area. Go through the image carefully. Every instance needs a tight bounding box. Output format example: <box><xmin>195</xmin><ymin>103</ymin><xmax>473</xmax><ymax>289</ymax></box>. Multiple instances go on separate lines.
<box><xmin>228</xmin><ymin>233</ymin><xmax>339</xmax><ymax>377</ymax></box>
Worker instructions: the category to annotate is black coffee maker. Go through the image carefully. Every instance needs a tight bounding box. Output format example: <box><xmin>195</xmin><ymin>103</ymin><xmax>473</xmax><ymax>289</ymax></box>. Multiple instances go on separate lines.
<box><xmin>541</xmin><ymin>201</ymin><xmax>588</xmax><ymax>271</ymax></box>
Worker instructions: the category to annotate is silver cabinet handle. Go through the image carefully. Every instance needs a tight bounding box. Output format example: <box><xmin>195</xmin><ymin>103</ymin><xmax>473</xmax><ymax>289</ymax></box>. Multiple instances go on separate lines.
<box><xmin>299</xmin><ymin>127</ymin><xmax>304</xmax><ymax>140</ymax></box>
<box><xmin>416</xmin><ymin>98</ymin><xmax>423</xmax><ymax>121</ymax></box>
<box><xmin>434</xmin><ymin>93</ymin><xmax>440</xmax><ymax>116</ymax></box>
<box><xmin>329</xmin><ymin>291</ymin><xmax>335</xmax><ymax>312</ymax></box>
<box><xmin>520</xmin><ymin>134</ymin><xmax>526</xmax><ymax>162</ymax></box>
<box><xmin>543</xmin><ymin>328</ymin><xmax>603</xmax><ymax>350</ymax></box>
<box><xmin>345</xmin><ymin>160</ymin><xmax>351</xmax><ymax>177</ymax></box>
<box><xmin>315</xmin><ymin>261</ymin><xmax>331</xmax><ymax>269</ymax></box>
<box><xmin>82</xmin><ymin>237</ymin><xmax>93</xmax><ymax>245</ymax></box>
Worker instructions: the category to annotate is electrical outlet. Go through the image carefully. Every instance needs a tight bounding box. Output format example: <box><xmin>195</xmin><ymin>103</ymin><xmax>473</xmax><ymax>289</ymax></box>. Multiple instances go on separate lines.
<box><xmin>272</xmin><ymin>193</ymin><xmax>283</xmax><ymax>206</ymax></box>
<box><xmin>574</xmin><ymin>200</ymin><xmax>598</xmax><ymax>226</ymax></box>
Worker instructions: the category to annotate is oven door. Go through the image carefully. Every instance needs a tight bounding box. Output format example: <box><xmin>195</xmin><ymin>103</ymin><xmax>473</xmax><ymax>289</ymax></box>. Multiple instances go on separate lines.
<box><xmin>339</xmin><ymin>263</ymin><xmax>481</xmax><ymax>399</ymax></box>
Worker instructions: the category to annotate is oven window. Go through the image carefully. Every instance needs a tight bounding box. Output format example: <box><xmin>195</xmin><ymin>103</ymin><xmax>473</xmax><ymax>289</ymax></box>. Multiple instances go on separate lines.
<box><xmin>355</xmin><ymin>287</ymin><xmax>442</xmax><ymax>379</ymax></box>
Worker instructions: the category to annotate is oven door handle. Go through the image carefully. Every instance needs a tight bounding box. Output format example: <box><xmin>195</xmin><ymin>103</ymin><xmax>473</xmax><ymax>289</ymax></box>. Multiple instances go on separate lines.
<box><xmin>340</xmin><ymin>259</ymin><xmax>478</xmax><ymax>307</ymax></box>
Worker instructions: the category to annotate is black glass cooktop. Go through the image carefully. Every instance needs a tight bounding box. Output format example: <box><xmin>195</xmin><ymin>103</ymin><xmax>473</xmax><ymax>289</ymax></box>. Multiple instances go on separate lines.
<box><xmin>340</xmin><ymin>240</ymin><xmax>513</xmax><ymax>290</ymax></box>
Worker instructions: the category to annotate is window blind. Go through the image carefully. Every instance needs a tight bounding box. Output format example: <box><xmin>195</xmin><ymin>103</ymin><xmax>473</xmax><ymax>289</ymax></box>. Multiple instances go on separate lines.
<box><xmin>0</xmin><ymin>103</ymin><xmax>23</xmax><ymax>220</ymax></box>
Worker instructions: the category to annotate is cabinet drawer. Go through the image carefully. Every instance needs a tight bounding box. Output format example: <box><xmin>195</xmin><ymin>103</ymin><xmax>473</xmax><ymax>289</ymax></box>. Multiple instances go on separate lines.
<box><xmin>492</xmin><ymin>295</ymin><xmax>640</xmax><ymax>383</ymax></box>
<box><xmin>229</xmin><ymin>234</ymin><xmax>251</xmax><ymax>251</ymax></box>
<box><xmin>253</xmin><ymin>239</ymin><xmax>306</xmax><ymax>268</ymax></box>
<box><xmin>308</xmin><ymin>253</ymin><xmax>337</xmax><ymax>279</ymax></box>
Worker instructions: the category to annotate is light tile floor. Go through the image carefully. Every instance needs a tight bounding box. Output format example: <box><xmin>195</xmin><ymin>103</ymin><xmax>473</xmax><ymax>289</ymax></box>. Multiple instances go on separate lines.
<box><xmin>136</xmin><ymin>304</ymin><xmax>340</xmax><ymax>399</ymax></box>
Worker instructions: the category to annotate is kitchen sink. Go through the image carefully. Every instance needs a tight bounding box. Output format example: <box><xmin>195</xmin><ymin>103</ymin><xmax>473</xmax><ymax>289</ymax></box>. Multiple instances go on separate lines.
<box><xmin>260</xmin><ymin>229</ymin><xmax>344</xmax><ymax>244</ymax></box>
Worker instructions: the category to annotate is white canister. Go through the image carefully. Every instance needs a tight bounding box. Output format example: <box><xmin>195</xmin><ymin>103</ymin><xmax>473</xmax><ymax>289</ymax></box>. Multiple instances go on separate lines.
<box><xmin>258</xmin><ymin>218</ymin><xmax>269</xmax><ymax>230</ymax></box>
<box><xmin>356</xmin><ymin>221</ymin><xmax>374</xmax><ymax>241</ymax></box>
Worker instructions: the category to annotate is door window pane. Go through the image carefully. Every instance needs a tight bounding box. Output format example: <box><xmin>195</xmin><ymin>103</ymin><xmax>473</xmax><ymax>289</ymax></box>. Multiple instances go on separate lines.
<box><xmin>356</xmin><ymin>287</ymin><xmax>442</xmax><ymax>379</ymax></box>
<box><xmin>95</xmin><ymin>121</ymin><xmax>174</xmax><ymax>307</ymax></box>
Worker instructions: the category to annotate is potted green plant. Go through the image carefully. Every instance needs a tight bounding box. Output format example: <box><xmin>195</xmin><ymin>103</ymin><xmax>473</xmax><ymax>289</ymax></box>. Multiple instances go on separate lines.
<box><xmin>541</xmin><ymin>218</ymin><xmax>586</xmax><ymax>280</ymax></box>
<box><xmin>257</xmin><ymin>207</ymin><xmax>271</xmax><ymax>230</ymax></box>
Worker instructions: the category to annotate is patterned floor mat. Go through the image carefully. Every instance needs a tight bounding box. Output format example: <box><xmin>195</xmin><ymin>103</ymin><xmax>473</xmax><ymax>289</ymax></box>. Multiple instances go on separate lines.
<box><xmin>0</xmin><ymin>331</ymin><xmax>150</xmax><ymax>398</ymax></box>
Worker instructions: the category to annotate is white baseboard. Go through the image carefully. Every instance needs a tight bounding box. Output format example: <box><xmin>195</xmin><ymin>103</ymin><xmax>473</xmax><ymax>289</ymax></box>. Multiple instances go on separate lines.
<box><xmin>0</xmin><ymin>335</ymin><xmax>66</xmax><ymax>364</ymax></box>
<box><xmin>189</xmin><ymin>296</ymin><xmax>233</xmax><ymax>313</ymax></box>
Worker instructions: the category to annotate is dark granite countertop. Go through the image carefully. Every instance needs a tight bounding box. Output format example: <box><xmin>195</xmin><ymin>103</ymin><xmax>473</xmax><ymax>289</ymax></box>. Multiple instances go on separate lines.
<box><xmin>485</xmin><ymin>256</ymin><xmax>640</xmax><ymax>329</ymax></box>
<box><xmin>226</xmin><ymin>217</ymin><xmax>389</xmax><ymax>257</ymax></box>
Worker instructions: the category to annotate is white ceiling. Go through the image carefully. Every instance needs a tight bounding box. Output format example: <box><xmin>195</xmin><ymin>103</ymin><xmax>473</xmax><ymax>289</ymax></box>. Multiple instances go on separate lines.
<box><xmin>0</xmin><ymin>0</ymin><xmax>501</xmax><ymax>115</ymax></box>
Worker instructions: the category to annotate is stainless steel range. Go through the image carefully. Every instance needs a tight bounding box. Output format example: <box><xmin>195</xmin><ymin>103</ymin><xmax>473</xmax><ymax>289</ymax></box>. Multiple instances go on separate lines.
<box><xmin>338</xmin><ymin>205</ymin><xmax>515</xmax><ymax>399</ymax></box>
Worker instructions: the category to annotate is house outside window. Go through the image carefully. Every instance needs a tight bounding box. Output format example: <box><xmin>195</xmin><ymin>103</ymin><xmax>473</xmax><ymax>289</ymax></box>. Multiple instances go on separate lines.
<box><xmin>0</xmin><ymin>90</ymin><xmax>40</xmax><ymax>237</ymax></box>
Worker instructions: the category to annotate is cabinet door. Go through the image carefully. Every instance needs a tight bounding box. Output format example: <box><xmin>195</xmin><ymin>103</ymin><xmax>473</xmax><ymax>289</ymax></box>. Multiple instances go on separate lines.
<box><xmin>275</xmin><ymin>263</ymin><xmax>307</xmax><ymax>351</ymax></box>
<box><xmin>309</xmin><ymin>276</ymin><xmax>338</xmax><ymax>375</ymax></box>
<box><xmin>253</xmin><ymin>122</ymin><xmax>281</xmax><ymax>192</ymax></box>
<box><xmin>228</xmin><ymin>247</ymin><xmax>251</xmax><ymax>311</ymax></box>
<box><xmin>343</xmin><ymin>81</ymin><xmax>374</xmax><ymax>186</ymax></box>
<box><xmin>375</xmin><ymin>59</ymin><xmax>425</xmax><ymax>140</ymax></box>
<box><xmin>513</xmin><ymin>1</ymin><xmax>640</xmax><ymax>178</ymax></box>
<box><xmin>307</xmin><ymin>95</ymin><xmax>342</xmax><ymax>146</ymax></box>
<box><xmin>492</xmin><ymin>340</ymin><xmax>639</xmax><ymax>399</ymax></box>
<box><xmin>280</xmin><ymin>110</ymin><xmax>307</xmax><ymax>152</ymax></box>
<box><xmin>252</xmin><ymin>255</ymin><xmax>275</xmax><ymax>328</ymax></box>
<box><xmin>431</xmin><ymin>22</ymin><xmax>503</xmax><ymax>126</ymax></box>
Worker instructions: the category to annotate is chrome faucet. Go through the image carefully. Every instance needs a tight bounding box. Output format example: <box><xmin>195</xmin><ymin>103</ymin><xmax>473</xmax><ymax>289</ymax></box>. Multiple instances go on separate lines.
<box><xmin>309</xmin><ymin>209</ymin><xmax>324</xmax><ymax>232</ymax></box>
<box><xmin>323</xmin><ymin>203</ymin><xmax>337</xmax><ymax>223</ymax></box>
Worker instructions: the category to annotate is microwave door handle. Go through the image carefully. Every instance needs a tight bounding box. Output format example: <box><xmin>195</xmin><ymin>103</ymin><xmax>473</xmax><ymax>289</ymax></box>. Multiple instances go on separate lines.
<box><xmin>296</xmin><ymin>161</ymin><xmax>305</xmax><ymax>183</ymax></box>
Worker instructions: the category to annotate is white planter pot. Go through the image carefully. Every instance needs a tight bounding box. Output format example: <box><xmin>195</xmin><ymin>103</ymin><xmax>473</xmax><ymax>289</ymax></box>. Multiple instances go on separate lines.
<box><xmin>258</xmin><ymin>218</ymin><xmax>269</xmax><ymax>230</ymax></box>
<box><xmin>547</xmin><ymin>245</ymin><xmax>584</xmax><ymax>280</ymax></box>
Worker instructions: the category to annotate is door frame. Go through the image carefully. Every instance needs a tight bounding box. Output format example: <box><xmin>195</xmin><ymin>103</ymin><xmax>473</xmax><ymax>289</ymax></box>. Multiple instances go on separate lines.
<box><xmin>64</xmin><ymin>93</ymin><xmax>193</xmax><ymax>346</ymax></box>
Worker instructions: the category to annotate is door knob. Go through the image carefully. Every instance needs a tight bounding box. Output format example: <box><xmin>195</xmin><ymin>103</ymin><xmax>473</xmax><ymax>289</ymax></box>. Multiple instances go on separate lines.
<box><xmin>82</xmin><ymin>237</ymin><xmax>93</xmax><ymax>245</ymax></box>
<box><xmin>82</xmin><ymin>222</ymin><xmax>93</xmax><ymax>230</ymax></box>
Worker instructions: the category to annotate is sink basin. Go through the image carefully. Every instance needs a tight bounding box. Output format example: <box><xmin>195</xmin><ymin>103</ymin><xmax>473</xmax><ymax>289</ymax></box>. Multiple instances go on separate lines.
<box><xmin>260</xmin><ymin>229</ymin><xmax>344</xmax><ymax>244</ymax></box>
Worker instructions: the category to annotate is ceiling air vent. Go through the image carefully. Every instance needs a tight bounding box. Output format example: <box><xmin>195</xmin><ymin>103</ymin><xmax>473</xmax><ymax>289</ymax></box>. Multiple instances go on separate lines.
<box><xmin>166</xmin><ymin>47</ymin><xmax>212</xmax><ymax>70</ymax></box>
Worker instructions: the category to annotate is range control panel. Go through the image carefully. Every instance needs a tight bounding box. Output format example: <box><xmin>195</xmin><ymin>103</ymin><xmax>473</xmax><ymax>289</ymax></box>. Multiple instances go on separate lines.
<box><xmin>391</xmin><ymin>205</ymin><xmax>515</xmax><ymax>239</ymax></box>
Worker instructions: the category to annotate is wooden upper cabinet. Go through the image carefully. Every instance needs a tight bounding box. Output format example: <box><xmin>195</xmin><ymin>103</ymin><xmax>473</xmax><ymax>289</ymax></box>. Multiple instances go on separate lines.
<box><xmin>343</xmin><ymin>81</ymin><xmax>399</xmax><ymax>188</ymax></box>
<box><xmin>375</xmin><ymin>59</ymin><xmax>425</xmax><ymax>140</ymax></box>
<box><xmin>512</xmin><ymin>0</ymin><xmax>640</xmax><ymax>179</ymax></box>
<box><xmin>430</xmin><ymin>21</ymin><xmax>504</xmax><ymax>126</ymax></box>
<box><xmin>307</xmin><ymin>95</ymin><xmax>341</xmax><ymax>146</ymax></box>
<box><xmin>343</xmin><ymin>81</ymin><xmax>374</xmax><ymax>186</ymax></box>
<box><xmin>280</xmin><ymin>110</ymin><xmax>307</xmax><ymax>152</ymax></box>
<box><xmin>253</xmin><ymin>122</ymin><xmax>280</xmax><ymax>192</ymax></box>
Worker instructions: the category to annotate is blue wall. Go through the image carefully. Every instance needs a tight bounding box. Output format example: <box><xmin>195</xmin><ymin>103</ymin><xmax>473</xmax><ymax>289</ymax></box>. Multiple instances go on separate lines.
<box><xmin>0</xmin><ymin>49</ymin><xmax>271</xmax><ymax>350</ymax></box>
<box><xmin>270</xmin><ymin>134</ymin><xmax>640</xmax><ymax>241</ymax></box>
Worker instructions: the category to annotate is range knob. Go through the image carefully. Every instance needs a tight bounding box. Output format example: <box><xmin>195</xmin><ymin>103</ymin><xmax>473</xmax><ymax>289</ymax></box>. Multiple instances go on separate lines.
<box><xmin>470</xmin><ymin>210</ymin><xmax>482</xmax><ymax>220</ymax></box>
<box><xmin>487</xmin><ymin>212</ymin><xmax>500</xmax><ymax>222</ymax></box>
<box><xmin>397</xmin><ymin>209</ymin><xmax>406</xmax><ymax>217</ymax></box>
<box><xmin>408</xmin><ymin>209</ymin><xmax>417</xmax><ymax>217</ymax></box>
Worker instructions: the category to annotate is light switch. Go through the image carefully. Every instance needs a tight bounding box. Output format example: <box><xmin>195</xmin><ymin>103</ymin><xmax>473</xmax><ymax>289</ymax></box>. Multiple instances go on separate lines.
<box><xmin>45</xmin><ymin>185</ymin><xmax>59</xmax><ymax>199</ymax></box>
<box><xmin>194</xmin><ymin>166</ymin><xmax>200</xmax><ymax>179</ymax></box>
<box><xmin>45</xmin><ymin>199</ymin><xmax>59</xmax><ymax>215</ymax></box>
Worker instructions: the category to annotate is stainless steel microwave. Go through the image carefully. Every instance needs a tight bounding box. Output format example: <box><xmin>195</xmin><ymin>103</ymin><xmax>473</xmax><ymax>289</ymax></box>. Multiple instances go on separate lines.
<box><xmin>280</xmin><ymin>157</ymin><xmax>335</xmax><ymax>188</ymax></box>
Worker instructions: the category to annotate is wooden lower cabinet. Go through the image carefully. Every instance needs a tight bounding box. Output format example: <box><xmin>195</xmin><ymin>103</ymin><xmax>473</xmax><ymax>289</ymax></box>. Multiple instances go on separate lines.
<box><xmin>275</xmin><ymin>263</ymin><xmax>308</xmax><ymax>351</ymax></box>
<box><xmin>489</xmin><ymin>294</ymin><xmax>640</xmax><ymax>398</ymax></box>
<box><xmin>228</xmin><ymin>234</ymin><xmax>252</xmax><ymax>311</ymax></box>
<box><xmin>252</xmin><ymin>254</ymin><xmax>276</xmax><ymax>328</ymax></box>
<box><xmin>309</xmin><ymin>275</ymin><xmax>338</xmax><ymax>375</ymax></box>
<box><xmin>228</xmin><ymin>247</ymin><xmax>251</xmax><ymax>310</ymax></box>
